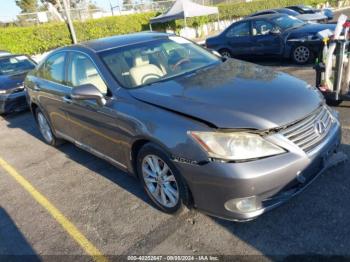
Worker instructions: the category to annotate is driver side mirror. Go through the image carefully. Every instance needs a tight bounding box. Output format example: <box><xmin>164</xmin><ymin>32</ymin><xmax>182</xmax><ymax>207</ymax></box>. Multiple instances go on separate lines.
<box><xmin>71</xmin><ymin>84</ymin><xmax>106</xmax><ymax>106</ymax></box>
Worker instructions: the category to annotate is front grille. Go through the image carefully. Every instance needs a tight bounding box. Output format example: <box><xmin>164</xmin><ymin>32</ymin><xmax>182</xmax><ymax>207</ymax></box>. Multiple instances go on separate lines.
<box><xmin>279</xmin><ymin>106</ymin><xmax>334</xmax><ymax>153</ymax></box>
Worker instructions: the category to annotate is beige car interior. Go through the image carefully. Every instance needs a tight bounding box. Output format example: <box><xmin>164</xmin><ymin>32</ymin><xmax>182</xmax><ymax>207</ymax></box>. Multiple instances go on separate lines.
<box><xmin>71</xmin><ymin>55</ymin><xmax>108</xmax><ymax>95</ymax></box>
<box><xmin>253</xmin><ymin>23</ymin><xmax>271</xmax><ymax>36</ymax></box>
<box><xmin>129</xmin><ymin>54</ymin><xmax>165</xmax><ymax>86</ymax></box>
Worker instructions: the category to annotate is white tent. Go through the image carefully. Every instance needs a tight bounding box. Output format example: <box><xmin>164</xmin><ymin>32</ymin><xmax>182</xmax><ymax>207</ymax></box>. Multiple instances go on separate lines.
<box><xmin>150</xmin><ymin>0</ymin><xmax>219</xmax><ymax>29</ymax></box>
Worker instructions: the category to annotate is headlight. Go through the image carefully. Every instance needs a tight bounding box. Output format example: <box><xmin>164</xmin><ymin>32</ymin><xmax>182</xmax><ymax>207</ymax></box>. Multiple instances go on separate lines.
<box><xmin>0</xmin><ymin>86</ymin><xmax>24</xmax><ymax>95</ymax></box>
<box><xmin>189</xmin><ymin>131</ymin><xmax>286</xmax><ymax>161</ymax></box>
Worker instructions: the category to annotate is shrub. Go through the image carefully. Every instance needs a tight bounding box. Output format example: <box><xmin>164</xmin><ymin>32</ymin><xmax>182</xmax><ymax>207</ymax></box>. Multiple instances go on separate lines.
<box><xmin>0</xmin><ymin>0</ymin><xmax>333</xmax><ymax>55</ymax></box>
<box><xmin>0</xmin><ymin>12</ymin><xmax>155</xmax><ymax>55</ymax></box>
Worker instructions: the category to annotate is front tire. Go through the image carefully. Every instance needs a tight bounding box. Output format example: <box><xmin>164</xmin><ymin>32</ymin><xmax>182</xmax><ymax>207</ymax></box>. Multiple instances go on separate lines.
<box><xmin>326</xmin><ymin>99</ymin><xmax>343</xmax><ymax>106</ymax></box>
<box><xmin>292</xmin><ymin>45</ymin><xmax>314</xmax><ymax>64</ymax></box>
<box><xmin>137</xmin><ymin>143</ymin><xmax>191</xmax><ymax>213</ymax></box>
<box><xmin>219</xmin><ymin>49</ymin><xmax>233</xmax><ymax>59</ymax></box>
<box><xmin>35</xmin><ymin>108</ymin><xmax>62</xmax><ymax>146</ymax></box>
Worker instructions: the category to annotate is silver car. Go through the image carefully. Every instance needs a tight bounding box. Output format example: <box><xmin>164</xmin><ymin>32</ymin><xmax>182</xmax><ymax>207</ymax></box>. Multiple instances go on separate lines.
<box><xmin>25</xmin><ymin>32</ymin><xmax>342</xmax><ymax>221</ymax></box>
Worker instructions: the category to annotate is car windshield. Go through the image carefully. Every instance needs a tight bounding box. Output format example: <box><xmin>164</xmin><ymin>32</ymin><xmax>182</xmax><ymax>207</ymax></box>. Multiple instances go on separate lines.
<box><xmin>272</xmin><ymin>15</ymin><xmax>305</xmax><ymax>30</ymax></box>
<box><xmin>0</xmin><ymin>55</ymin><xmax>36</xmax><ymax>76</ymax></box>
<box><xmin>99</xmin><ymin>36</ymin><xmax>221</xmax><ymax>88</ymax></box>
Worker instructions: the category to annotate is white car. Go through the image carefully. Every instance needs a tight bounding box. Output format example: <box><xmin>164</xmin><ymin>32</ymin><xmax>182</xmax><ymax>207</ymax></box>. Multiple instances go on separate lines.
<box><xmin>0</xmin><ymin>50</ymin><xmax>11</xmax><ymax>57</ymax></box>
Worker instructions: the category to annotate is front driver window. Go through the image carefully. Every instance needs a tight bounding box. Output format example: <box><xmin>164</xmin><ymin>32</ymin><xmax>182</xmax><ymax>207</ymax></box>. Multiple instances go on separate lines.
<box><xmin>252</xmin><ymin>20</ymin><xmax>274</xmax><ymax>36</ymax></box>
<box><xmin>67</xmin><ymin>53</ymin><xmax>108</xmax><ymax>96</ymax></box>
<box><xmin>226</xmin><ymin>22</ymin><xmax>250</xmax><ymax>38</ymax></box>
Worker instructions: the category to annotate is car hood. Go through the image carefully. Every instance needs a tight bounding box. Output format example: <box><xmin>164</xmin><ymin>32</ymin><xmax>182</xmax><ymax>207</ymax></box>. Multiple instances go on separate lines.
<box><xmin>0</xmin><ymin>72</ymin><xmax>27</xmax><ymax>90</ymax></box>
<box><xmin>296</xmin><ymin>13</ymin><xmax>327</xmax><ymax>21</ymax></box>
<box><xmin>287</xmin><ymin>23</ymin><xmax>336</xmax><ymax>37</ymax></box>
<box><xmin>129</xmin><ymin>59</ymin><xmax>322</xmax><ymax>130</ymax></box>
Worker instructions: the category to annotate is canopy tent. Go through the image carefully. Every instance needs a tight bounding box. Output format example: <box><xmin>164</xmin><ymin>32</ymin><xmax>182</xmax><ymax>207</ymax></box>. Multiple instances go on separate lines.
<box><xmin>149</xmin><ymin>0</ymin><xmax>219</xmax><ymax>29</ymax></box>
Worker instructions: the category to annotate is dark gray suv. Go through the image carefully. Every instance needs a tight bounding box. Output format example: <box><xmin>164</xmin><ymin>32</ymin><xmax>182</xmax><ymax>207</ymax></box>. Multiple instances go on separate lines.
<box><xmin>25</xmin><ymin>32</ymin><xmax>342</xmax><ymax>221</ymax></box>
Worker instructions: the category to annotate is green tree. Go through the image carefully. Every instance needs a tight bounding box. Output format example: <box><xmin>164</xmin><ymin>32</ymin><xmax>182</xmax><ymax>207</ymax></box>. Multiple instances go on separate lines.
<box><xmin>15</xmin><ymin>0</ymin><xmax>38</xmax><ymax>13</ymax></box>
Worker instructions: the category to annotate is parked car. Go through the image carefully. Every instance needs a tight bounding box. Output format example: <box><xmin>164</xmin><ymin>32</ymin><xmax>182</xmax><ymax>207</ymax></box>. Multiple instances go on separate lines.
<box><xmin>0</xmin><ymin>54</ymin><xmax>36</xmax><ymax>115</ymax></box>
<box><xmin>206</xmin><ymin>14</ymin><xmax>336</xmax><ymax>64</ymax></box>
<box><xmin>25</xmin><ymin>32</ymin><xmax>341</xmax><ymax>221</ymax></box>
<box><xmin>0</xmin><ymin>50</ymin><xmax>11</xmax><ymax>57</ymax></box>
<box><xmin>248</xmin><ymin>8</ymin><xmax>328</xmax><ymax>23</ymax></box>
<box><xmin>287</xmin><ymin>5</ymin><xmax>334</xmax><ymax>21</ymax></box>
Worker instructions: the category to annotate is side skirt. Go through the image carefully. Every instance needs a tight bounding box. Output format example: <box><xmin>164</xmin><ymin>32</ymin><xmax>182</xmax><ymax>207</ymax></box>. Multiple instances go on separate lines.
<box><xmin>56</xmin><ymin>131</ymin><xmax>128</xmax><ymax>171</ymax></box>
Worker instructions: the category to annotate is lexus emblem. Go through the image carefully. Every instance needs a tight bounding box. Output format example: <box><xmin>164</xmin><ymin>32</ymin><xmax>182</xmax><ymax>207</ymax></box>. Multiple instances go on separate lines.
<box><xmin>314</xmin><ymin>120</ymin><xmax>326</xmax><ymax>135</ymax></box>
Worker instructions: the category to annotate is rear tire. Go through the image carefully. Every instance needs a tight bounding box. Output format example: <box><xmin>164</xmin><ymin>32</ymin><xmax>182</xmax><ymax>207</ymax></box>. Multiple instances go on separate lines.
<box><xmin>35</xmin><ymin>108</ymin><xmax>63</xmax><ymax>146</ymax></box>
<box><xmin>136</xmin><ymin>143</ymin><xmax>191</xmax><ymax>214</ymax></box>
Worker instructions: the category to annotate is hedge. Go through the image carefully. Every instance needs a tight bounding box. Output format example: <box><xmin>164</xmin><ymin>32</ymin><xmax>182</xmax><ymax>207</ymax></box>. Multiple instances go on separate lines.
<box><xmin>0</xmin><ymin>12</ymin><xmax>155</xmax><ymax>55</ymax></box>
<box><xmin>0</xmin><ymin>0</ymin><xmax>336</xmax><ymax>55</ymax></box>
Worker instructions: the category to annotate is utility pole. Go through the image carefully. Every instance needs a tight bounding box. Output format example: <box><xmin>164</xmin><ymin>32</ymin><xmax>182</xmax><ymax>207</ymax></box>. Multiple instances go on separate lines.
<box><xmin>62</xmin><ymin>0</ymin><xmax>77</xmax><ymax>44</ymax></box>
<box><xmin>109</xmin><ymin>0</ymin><xmax>114</xmax><ymax>16</ymax></box>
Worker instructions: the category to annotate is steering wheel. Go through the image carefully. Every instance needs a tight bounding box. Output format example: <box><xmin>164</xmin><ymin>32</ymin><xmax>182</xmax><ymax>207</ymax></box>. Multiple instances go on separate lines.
<box><xmin>172</xmin><ymin>58</ymin><xmax>191</xmax><ymax>71</ymax></box>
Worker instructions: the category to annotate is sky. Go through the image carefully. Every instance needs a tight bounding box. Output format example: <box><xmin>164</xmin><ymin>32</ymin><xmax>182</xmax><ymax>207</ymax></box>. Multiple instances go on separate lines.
<box><xmin>0</xmin><ymin>0</ymin><xmax>117</xmax><ymax>22</ymax></box>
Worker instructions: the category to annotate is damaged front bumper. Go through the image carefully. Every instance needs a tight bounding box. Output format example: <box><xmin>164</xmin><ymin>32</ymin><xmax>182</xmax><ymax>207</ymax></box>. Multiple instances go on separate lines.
<box><xmin>0</xmin><ymin>90</ymin><xmax>28</xmax><ymax>114</ymax></box>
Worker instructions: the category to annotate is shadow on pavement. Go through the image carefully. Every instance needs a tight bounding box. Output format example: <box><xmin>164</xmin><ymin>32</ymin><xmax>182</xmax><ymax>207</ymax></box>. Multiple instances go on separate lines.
<box><xmin>239</xmin><ymin>56</ymin><xmax>314</xmax><ymax>68</ymax></box>
<box><xmin>2</xmin><ymin>111</ymin><xmax>153</xmax><ymax>209</ymax></box>
<box><xmin>0</xmin><ymin>207</ymin><xmax>40</xmax><ymax>261</ymax></box>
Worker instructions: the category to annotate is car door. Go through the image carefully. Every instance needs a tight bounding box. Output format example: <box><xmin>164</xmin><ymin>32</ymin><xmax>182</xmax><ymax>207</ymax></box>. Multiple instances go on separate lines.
<box><xmin>34</xmin><ymin>52</ymin><xmax>74</xmax><ymax>137</ymax></box>
<box><xmin>251</xmin><ymin>19</ymin><xmax>283</xmax><ymax>56</ymax></box>
<box><xmin>64</xmin><ymin>51</ymin><xmax>126</xmax><ymax>168</ymax></box>
<box><xmin>225</xmin><ymin>21</ymin><xmax>253</xmax><ymax>56</ymax></box>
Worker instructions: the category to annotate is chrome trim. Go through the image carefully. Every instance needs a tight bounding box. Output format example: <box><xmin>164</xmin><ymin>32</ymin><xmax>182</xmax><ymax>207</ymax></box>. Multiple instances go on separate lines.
<box><xmin>56</xmin><ymin>131</ymin><xmax>127</xmax><ymax>169</ymax></box>
<box><xmin>279</xmin><ymin>105</ymin><xmax>335</xmax><ymax>153</ymax></box>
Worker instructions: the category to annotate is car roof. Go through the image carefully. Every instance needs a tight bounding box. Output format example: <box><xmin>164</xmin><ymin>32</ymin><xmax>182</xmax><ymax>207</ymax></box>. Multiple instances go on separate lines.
<box><xmin>243</xmin><ymin>13</ymin><xmax>285</xmax><ymax>21</ymax></box>
<box><xmin>249</xmin><ymin>9</ymin><xmax>277</xmax><ymax>16</ymax></box>
<box><xmin>287</xmin><ymin>5</ymin><xmax>306</xmax><ymax>9</ymax></box>
<box><xmin>78</xmin><ymin>31</ymin><xmax>172</xmax><ymax>52</ymax></box>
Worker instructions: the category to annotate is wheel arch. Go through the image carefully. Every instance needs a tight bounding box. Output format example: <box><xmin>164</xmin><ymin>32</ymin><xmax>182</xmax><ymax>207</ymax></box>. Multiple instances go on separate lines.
<box><xmin>130</xmin><ymin>137</ymin><xmax>194</xmax><ymax>207</ymax></box>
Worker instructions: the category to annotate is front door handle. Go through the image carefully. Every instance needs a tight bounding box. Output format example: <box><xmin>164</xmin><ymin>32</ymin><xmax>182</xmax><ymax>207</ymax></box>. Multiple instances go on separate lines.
<box><xmin>63</xmin><ymin>96</ymin><xmax>72</xmax><ymax>104</ymax></box>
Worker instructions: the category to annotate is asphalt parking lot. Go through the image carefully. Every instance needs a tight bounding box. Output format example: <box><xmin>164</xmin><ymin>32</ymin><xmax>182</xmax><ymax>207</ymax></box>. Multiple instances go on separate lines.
<box><xmin>1</xmin><ymin>11</ymin><xmax>350</xmax><ymax>261</ymax></box>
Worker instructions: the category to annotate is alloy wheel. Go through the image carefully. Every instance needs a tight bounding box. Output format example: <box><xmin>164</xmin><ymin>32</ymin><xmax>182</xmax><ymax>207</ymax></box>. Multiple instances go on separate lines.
<box><xmin>37</xmin><ymin>112</ymin><xmax>53</xmax><ymax>143</ymax></box>
<box><xmin>220</xmin><ymin>50</ymin><xmax>232</xmax><ymax>59</ymax></box>
<box><xmin>293</xmin><ymin>46</ymin><xmax>310</xmax><ymax>64</ymax></box>
<box><xmin>142</xmin><ymin>154</ymin><xmax>179</xmax><ymax>208</ymax></box>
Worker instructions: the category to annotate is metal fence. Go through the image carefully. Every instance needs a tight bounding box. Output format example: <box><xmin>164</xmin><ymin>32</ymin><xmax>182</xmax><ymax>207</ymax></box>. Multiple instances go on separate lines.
<box><xmin>119</xmin><ymin>0</ymin><xmax>247</xmax><ymax>12</ymax></box>
<box><xmin>1</xmin><ymin>0</ymin><xmax>249</xmax><ymax>26</ymax></box>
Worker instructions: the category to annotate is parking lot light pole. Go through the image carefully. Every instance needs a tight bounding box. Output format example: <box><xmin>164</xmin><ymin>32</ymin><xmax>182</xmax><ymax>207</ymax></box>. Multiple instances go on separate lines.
<box><xmin>62</xmin><ymin>0</ymin><xmax>77</xmax><ymax>44</ymax></box>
